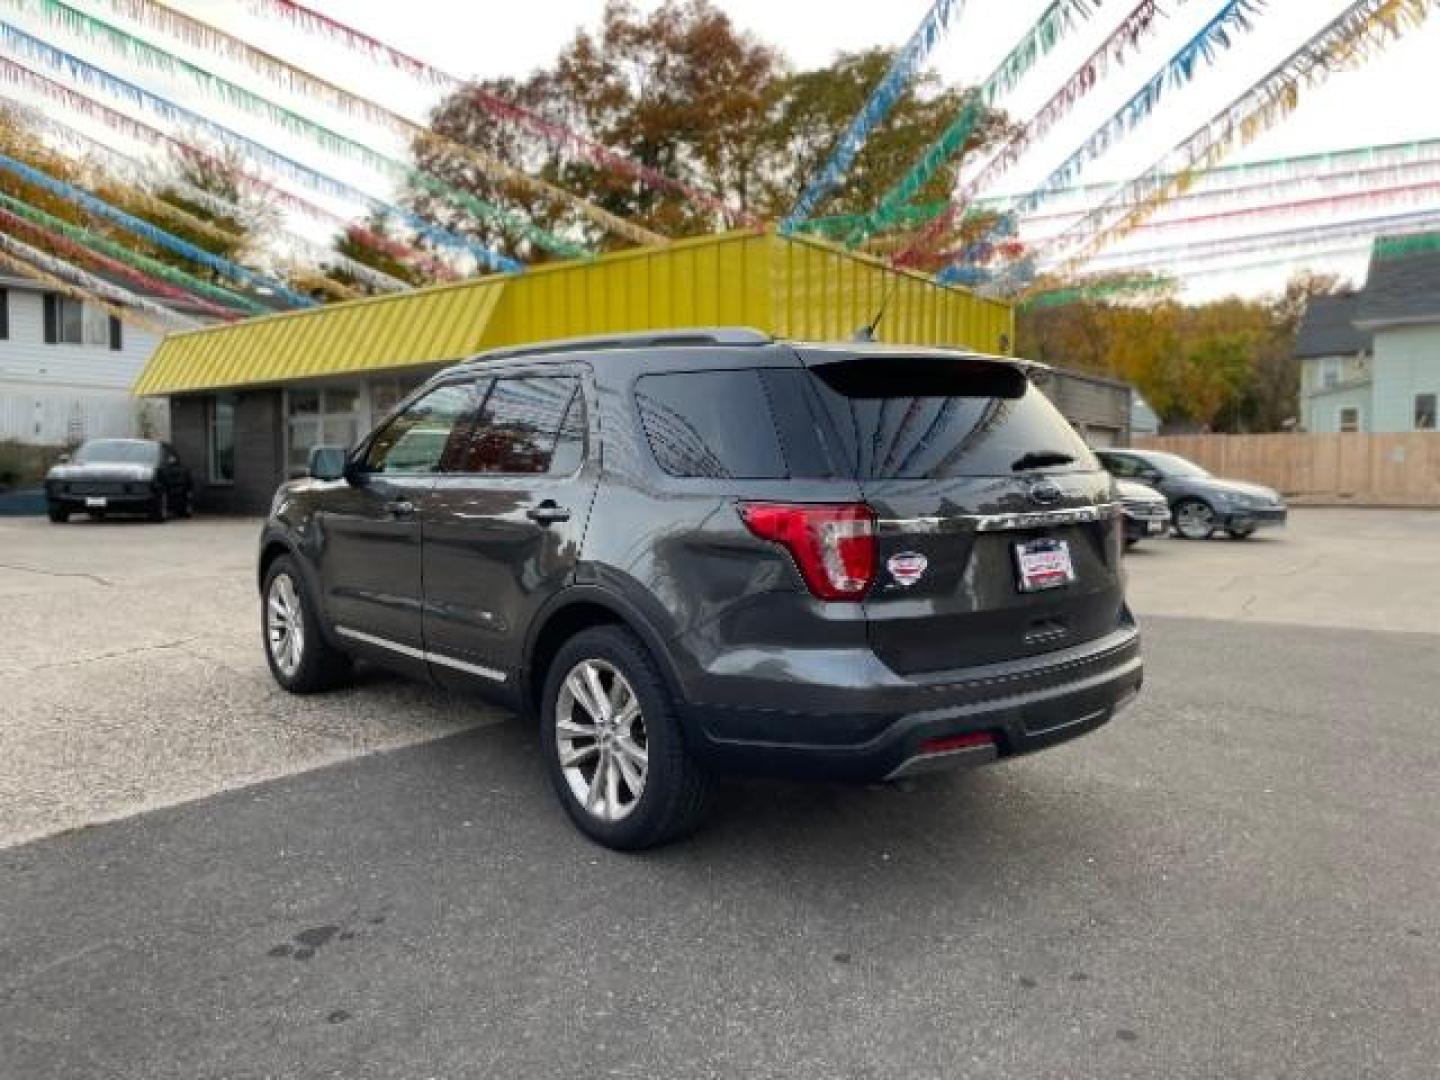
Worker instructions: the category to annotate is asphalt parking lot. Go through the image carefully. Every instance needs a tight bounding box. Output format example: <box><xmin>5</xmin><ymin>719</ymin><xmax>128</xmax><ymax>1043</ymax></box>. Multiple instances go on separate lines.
<box><xmin>2</xmin><ymin>510</ymin><xmax>1437</xmax><ymax>1078</ymax></box>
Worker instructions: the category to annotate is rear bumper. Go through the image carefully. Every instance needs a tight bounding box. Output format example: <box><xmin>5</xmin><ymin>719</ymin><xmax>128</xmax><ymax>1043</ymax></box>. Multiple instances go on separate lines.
<box><xmin>1123</xmin><ymin>505</ymin><xmax>1171</xmax><ymax>541</ymax></box>
<box><xmin>678</xmin><ymin>623</ymin><xmax>1143</xmax><ymax>782</ymax></box>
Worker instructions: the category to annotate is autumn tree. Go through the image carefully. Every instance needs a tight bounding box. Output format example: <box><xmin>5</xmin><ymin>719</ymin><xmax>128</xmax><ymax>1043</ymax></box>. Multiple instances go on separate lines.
<box><xmin>407</xmin><ymin>0</ymin><xmax>1011</xmax><ymax>261</ymax></box>
<box><xmin>1017</xmin><ymin>271</ymin><xmax>1352</xmax><ymax>434</ymax></box>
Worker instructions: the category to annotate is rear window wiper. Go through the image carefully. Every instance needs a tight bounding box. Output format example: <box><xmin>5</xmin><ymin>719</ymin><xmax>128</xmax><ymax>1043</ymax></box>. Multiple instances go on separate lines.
<box><xmin>1011</xmin><ymin>451</ymin><xmax>1076</xmax><ymax>471</ymax></box>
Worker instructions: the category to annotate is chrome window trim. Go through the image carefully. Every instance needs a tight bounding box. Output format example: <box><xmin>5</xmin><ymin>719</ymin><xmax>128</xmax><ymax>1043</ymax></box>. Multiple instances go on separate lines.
<box><xmin>335</xmin><ymin>625</ymin><xmax>507</xmax><ymax>683</ymax></box>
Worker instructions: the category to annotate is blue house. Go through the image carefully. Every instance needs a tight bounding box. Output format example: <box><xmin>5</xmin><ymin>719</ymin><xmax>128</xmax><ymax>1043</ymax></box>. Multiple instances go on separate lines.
<box><xmin>1296</xmin><ymin>237</ymin><xmax>1440</xmax><ymax>434</ymax></box>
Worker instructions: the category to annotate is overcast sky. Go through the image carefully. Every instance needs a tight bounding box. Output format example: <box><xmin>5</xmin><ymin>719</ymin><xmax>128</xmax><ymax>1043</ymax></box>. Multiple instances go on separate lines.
<box><xmin>8</xmin><ymin>0</ymin><xmax>1440</xmax><ymax>298</ymax></box>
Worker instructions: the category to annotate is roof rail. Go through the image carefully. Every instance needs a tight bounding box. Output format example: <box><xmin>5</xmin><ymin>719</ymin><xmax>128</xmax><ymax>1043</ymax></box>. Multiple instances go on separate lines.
<box><xmin>467</xmin><ymin>327</ymin><xmax>772</xmax><ymax>365</ymax></box>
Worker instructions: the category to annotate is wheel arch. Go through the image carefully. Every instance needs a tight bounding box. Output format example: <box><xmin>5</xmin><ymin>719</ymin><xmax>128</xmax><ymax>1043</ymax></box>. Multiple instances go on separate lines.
<box><xmin>523</xmin><ymin>587</ymin><xmax>684</xmax><ymax>718</ymax></box>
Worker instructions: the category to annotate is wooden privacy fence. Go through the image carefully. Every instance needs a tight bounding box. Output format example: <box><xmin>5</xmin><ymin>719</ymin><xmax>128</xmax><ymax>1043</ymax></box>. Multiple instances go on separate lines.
<box><xmin>1135</xmin><ymin>434</ymin><xmax>1440</xmax><ymax>506</ymax></box>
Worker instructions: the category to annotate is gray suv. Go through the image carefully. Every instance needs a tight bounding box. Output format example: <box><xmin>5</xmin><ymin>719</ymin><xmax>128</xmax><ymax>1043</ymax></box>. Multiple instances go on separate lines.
<box><xmin>258</xmin><ymin>330</ymin><xmax>1143</xmax><ymax>849</ymax></box>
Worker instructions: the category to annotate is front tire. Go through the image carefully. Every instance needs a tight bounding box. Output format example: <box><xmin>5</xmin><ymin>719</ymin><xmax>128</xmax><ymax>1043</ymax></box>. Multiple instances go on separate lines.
<box><xmin>148</xmin><ymin>489</ymin><xmax>169</xmax><ymax>523</ymax></box>
<box><xmin>1173</xmin><ymin>499</ymin><xmax>1217</xmax><ymax>541</ymax></box>
<box><xmin>262</xmin><ymin>556</ymin><xmax>352</xmax><ymax>693</ymax></box>
<box><xmin>1226</xmin><ymin>525</ymin><xmax>1256</xmax><ymax>540</ymax></box>
<box><xmin>47</xmin><ymin>502</ymin><xmax>69</xmax><ymax>524</ymax></box>
<box><xmin>541</xmin><ymin>626</ymin><xmax>710</xmax><ymax>850</ymax></box>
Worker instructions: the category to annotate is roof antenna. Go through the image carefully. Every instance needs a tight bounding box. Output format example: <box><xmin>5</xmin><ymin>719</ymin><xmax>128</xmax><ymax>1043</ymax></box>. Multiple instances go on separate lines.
<box><xmin>854</xmin><ymin>277</ymin><xmax>901</xmax><ymax>342</ymax></box>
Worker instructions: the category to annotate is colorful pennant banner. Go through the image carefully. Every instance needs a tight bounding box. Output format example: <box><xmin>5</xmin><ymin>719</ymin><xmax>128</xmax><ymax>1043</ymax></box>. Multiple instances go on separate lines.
<box><xmin>0</xmin><ymin>28</ymin><xmax>522</xmax><ymax>274</ymax></box>
<box><xmin>782</xmin><ymin>0</ymin><xmax>970</xmax><ymax>230</ymax></box>
<box><xmin>8</xmin><ymin>4</ymin><xmax>594</xmax><ymax>260</ymax></box>
<box><xmin>1063</xmin><ymin>206</ymin><xmax>1440</xmax><ymax>270</ymax></box>
<box><xmin>1041</xmin><ymin>0</ymin><xmax>1438</xmax><ymax>281</ymax></box>
<box><xmin>0</xmin><ymin>150</ymin><xmax>318</xmax><ymax>306</ymax></box>
<box><xmin>1017</xmin><ymin>155</ymin><xmax>1440</xmax><ymax>230</ymax></box>
<box><xmin>975</xmin><ymin>135</ymin><xmax>1440</xmax><ymax>211</ymax></box>
<box><xmin>897</xmin><ymin>0</ymin><xmax>1173</xmax><ymax>264</ymax></box>
<box><xmin>0</xmin><ymin>203</ymin><xmax>243</xmax><ymax>320</ymax></box>
<box><xmin>68</xmin><ymin>0</ymin><xmax>667</xmax><ymax>246</ymax></box>
<box><xmin>249</xmin><ymin>0</ymin><xmax>747</xmax><ymax>225</ymax></box>
<box><xmin>1015</xmin><ymin>0</ymin><xmax>1267</xmax><ymax>214</ymax></box>
<box><xmin>0</xmin><ymin>228</ymin><xmax>200</xmax><ymax>329</ymax></box>
<box><xmin>0</xmin><ymin>242</ymin><xmax>176</xmax><ymax>335</ymax></box>
<box><xmin>857</xmin><ymin>0</ymin><xmax>1098</xmax><ymax>243</ymax></box>
<box><xmin>1021</xmin><ymin>274</ymin><xmax>1175</xmax><ymax>308</ymax></box>
<box><xmin>0</xmin><ymin>190</ymin><xmax>268</xmax><ymax>316</ymax></box>
<box><xmin>1</xmin><ymin>81</ymin><xmax>448</xmax><ymax>285</ymax></box>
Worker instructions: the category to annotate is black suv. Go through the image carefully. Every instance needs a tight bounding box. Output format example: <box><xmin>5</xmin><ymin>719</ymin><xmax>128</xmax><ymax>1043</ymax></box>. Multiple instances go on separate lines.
<box><xmin>259</xmin><ymin>330</ymin><xmax>1142</xmax><ymax>848</ymax></box>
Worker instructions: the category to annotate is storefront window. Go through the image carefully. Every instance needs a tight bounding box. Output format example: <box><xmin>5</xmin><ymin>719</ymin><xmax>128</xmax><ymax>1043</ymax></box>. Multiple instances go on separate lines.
<box><xmin>209</xmin><ymin>394</ymin><xmax>236</xmax><ymax>485</ymax></box>
<box><xmin>287</xmin><ymin>386</ymin><xmax>364</xmax><ymax>474</ymax></box>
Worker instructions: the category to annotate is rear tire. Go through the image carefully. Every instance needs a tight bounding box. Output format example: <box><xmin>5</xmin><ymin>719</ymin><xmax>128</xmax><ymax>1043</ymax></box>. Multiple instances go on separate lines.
<box><xmin>47</xmin><ymin>502</ymin><xmax>69</xmax><ymax>524</ymax></box>
<box><xmin>541</xmin><ymin>625</ymin><xmax>711</xmax><ymax>850</ymax></box>
<box><xmin>1173</xmin><ymin>499</ymin><xmax>1216</xmax><ymax>541</ymax></box>
<box><xmin>1226</xmin><ymin>525</ymin><xmax>1256</xmax><ymax>540</ymax></box>
<box><xmin>177</xmin><ymin>488</ymin><xmax>194</xmax><ymax>518</ymax></box>
<box><xmin>148</xmin><ymin>490</ymin><xmax>168</xmax><ymax>523</ymax></box>
<box><xmin>262</xmin><ymin>555</ymin><xmax>352</xmax><ymax>694</ymax></box>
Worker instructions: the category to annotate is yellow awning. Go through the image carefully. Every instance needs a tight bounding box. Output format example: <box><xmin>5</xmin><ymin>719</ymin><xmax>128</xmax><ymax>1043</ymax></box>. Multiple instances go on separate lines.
<box><xmin>134</xmin><ymin>232</ymin><xmax>1014</xmax><ymax>396</ymax></box>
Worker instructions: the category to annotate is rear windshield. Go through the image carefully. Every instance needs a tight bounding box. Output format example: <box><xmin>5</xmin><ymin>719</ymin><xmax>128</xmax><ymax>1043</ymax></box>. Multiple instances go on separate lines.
<box><xmin>633</xmin><ymin>358</ymin><xmax>1096</xmax><ymax>481</ymax></box>
<box><xmin>807</xmin><ymin>356</ymin><xmax>1096</xmax><ymax>479</ymax></box>
<box><xmin>74</xmin><ymin>440</ymin><xmax>159</xmax><ymax>465</ymax></box>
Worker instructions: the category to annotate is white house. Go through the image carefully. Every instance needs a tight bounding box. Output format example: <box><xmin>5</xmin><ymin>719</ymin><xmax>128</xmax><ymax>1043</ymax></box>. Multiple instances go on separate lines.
<box><xmin>0</xmin><ymin>275</ymin><xmax>167</xmax><ymax>446</ymax></box>
<box><xmin>1295</xmin><ymin>236</ymin><xmax>1440</xmax><ymax>434</ymax></box>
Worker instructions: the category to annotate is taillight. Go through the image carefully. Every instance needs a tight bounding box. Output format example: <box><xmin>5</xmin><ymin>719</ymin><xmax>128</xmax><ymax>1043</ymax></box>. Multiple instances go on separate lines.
<box><xmin>738</xmin><ymin>502</ymin><xmax>876</xmax><ymax>601</ymax></box>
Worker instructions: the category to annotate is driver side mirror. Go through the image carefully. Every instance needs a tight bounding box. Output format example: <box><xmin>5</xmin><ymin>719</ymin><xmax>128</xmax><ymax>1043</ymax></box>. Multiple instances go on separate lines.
<box><xmin>57</xmin><ymin>452</ymin><xmax>71</xmax><ymax>464</ymax></box>
<box><xmin>306</xmin><ymin>445</ymin><xmax>349</xmax><ymax>482</ymax></box>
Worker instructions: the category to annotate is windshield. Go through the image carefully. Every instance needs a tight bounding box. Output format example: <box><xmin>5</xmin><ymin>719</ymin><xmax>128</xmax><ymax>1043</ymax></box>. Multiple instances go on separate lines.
<box><xmin>73</xmin><ymin>440</ymin><xmax>160</xmax><ymax>465</ymax></box>
<box><xmin>1143</xmin><ymin>451</ymin><xmax>1211</xmax><ymax>479</ymax></box>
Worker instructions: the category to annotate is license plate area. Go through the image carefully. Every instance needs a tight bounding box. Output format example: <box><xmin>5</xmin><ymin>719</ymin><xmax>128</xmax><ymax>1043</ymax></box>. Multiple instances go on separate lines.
<box><xmin>85</xmin><ymin>496</ymin><xmax>107</xmax><ymax>508</ymax></box>
<box><xmin>1014</xmin><ymin>538</ymin><xmax>1075</xmax><ymax>593</ymax></box>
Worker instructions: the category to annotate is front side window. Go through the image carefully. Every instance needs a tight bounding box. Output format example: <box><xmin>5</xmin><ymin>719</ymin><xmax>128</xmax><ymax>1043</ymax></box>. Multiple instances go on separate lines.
<box><xmin>209</xmin><ymin>396</ymin><xmax>236</xmax><ymax>484</ymax></box>
<box><xmin>1415</xmin><ymin>393</ymin><xmax>1437</xmax><ymax>431</ymax></box>
<box><xmin>456</xmin><ymin>376</ymin><xmax>584</xmax><ymax>475</ymax></box>
<box><xmin>363</xmin><ymin>381</ymin><xmax>477</xmax><ymax>474</ymax></box>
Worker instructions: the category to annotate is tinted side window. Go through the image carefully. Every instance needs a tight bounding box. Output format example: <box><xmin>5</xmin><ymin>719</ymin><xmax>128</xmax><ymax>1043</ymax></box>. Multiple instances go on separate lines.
<box><xmin>1099</xmin><ymin>452</ymin><xmax>1138</xmax><ymax>478</ymax></box>
<box><xmin>636</xmin><ymin>371</ymin><xmax>788</xmax><ymax>479</ymax></box>
<box><xmin>458</xmin><ymin>376</ymin><xmax>583</xmax><ymax>475</ymax></box>
<box><xmin>364</xmin><ymin>381</ymin><xmax>477</xmax><ymax>474</ymax></box>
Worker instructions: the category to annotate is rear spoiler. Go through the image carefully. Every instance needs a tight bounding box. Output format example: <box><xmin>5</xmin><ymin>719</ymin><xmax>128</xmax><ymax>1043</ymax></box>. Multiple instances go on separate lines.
<box><xmin>795</xmin><ymin>348</ymin><xmax>1034</xmax><ymax>400</ymax></box>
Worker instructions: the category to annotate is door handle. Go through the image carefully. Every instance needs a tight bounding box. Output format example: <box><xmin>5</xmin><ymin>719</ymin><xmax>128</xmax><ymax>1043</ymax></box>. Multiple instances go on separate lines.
<box><xmin>382</xmin><ymin>499</ymin><xmax>416</xmax><ymax>517</ymax></box>
<box><xmin>526</xmin><ymin>501</ymin><xmax>571</xmax><ymax>525</ymax></box>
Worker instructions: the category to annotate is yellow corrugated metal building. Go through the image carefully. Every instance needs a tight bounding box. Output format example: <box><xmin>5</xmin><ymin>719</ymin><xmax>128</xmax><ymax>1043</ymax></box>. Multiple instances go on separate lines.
<box><xmin>141</xmin><ymin>230</ymin><xmax>1014</xmax><ymax>511</ymax></box>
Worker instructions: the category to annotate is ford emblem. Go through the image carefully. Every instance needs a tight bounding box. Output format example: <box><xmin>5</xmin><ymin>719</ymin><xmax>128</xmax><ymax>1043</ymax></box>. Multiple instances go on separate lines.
<box><xmin>1028</xmin><ymin>480</ymin><xmax>1063</xmax><ymax>506</ymax></box>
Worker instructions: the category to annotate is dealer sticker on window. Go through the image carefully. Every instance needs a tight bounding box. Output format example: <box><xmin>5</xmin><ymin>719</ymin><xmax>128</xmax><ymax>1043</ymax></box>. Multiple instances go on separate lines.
<box><xmin>1014</xmin><ymin>538</ymin><xmax>1076</xmax><ymax>593</ymax></box>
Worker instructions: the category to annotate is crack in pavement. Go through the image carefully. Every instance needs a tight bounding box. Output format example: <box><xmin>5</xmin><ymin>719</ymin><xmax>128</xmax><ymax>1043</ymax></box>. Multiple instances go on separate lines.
<box><xmin>0</xmin><ymin>562</ymin><xmax>112</xmax><ymax>588</ymax></box>
<box><xmin>1</xmin><ymin>637</ymin><xmax>203</xmax><ymax>677</ymax></box>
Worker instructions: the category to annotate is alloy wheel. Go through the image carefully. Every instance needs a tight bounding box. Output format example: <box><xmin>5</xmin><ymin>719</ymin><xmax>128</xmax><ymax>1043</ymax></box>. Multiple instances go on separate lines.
<box><xmin>1174</xmin><ymin>501</ymin><xmax>1216</xmax><ymax>540</ymax></box>
<box><xmin>555</xmin><ymin>659</ymin><xmax>648</xmax><ymax>823</ymax></box>
<box><xmin>266</xmin><ymin>572</ymin><xmax>306</xmax><ymax>678</ymax></box>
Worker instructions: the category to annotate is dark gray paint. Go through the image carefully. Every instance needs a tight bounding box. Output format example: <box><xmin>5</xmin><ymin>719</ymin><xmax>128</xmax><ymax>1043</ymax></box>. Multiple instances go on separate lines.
<box><xmin>260</xmin><ymin>339</ymin><xmax>1142</xmax><ymax>780</ymax></box>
